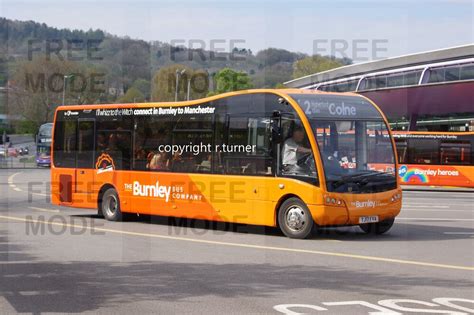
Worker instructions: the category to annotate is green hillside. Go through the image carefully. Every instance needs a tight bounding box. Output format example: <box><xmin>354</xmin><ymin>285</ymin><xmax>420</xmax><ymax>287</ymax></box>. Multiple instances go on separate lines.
<box><xmin>0</xmin><ymin>17</ymin><xmax>350</xmax><ymax>131</ymax></box>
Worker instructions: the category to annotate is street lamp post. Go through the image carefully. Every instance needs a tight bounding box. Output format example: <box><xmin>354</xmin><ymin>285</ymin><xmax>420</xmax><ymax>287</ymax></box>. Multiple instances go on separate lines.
<box><xmin>186</xmin><ymin>77</ymin><xmax>191</xmax><ymax>101</ymax></box>
<box><xmin>62</xmin><ymin>75</ymin><xmax>74</xmax><ymax>105</ymax></box>
<box><xmin>175</xmin><ymin>69</ymin><xmax>186</xmax><ymax>102</ymax></box>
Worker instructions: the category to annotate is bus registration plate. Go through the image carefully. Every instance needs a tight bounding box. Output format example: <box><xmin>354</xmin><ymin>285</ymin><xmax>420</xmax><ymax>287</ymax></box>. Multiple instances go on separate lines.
<box><xmin>359</xmin><ymin>216</ymin><xmax>379</xmax><ymax>224</ymax></box>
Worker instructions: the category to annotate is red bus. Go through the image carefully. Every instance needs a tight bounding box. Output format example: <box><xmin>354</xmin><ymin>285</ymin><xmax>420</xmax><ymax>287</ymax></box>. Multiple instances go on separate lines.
<box><xmin>393</xmin><ymin>131</ymin><xmax>473</xmax><ymax>188</ymax></box>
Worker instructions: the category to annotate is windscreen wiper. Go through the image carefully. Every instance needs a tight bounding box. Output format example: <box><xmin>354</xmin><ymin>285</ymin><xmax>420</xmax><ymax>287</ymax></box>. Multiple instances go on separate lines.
<box><xmin>342</xmin><ymin>171</ymin><xmax>393</xmax><ymax>181</ymax></box>
<box><xmin>332</xmin><ymin>171</ymin><xmax>393</xmax><ymax>189</ymax></box>
<box><xmin>340</xmin><ymin>171</ymin><xmax>374</xmax><ymax>181</ymax></box>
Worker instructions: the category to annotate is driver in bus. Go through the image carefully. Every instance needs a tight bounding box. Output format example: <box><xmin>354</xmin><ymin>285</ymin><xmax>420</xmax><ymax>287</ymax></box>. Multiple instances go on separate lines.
<box><xmin>282</xmin><ymin>126</ymin><xmax>312</xmax><ymax>173</ymax></box>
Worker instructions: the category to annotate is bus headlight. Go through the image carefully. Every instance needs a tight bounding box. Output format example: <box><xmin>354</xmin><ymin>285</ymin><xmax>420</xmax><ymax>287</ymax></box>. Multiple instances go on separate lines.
<box><xmin>324</xmin><ymin>195</ymin><xmax>344</xmax><ymax>207</ymax></box>
<box><xmin>390</xmin><ymin>193</ymin><xmax>401</xmax><ymax>202</ymax></box>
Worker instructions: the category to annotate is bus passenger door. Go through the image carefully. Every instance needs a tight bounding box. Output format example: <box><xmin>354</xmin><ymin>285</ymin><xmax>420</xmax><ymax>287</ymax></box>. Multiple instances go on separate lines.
<box><xmin>75</xmin><ymin>119</ymin><xmax>96</xmax><ymax>195</ymax></box>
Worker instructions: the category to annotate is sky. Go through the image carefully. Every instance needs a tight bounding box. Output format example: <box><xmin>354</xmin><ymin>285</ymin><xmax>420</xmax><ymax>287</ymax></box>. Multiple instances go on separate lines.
<box><xmin>1</xmin><ymin>0</ymin><xmax>473</xmax><ymax>62</ymax></box>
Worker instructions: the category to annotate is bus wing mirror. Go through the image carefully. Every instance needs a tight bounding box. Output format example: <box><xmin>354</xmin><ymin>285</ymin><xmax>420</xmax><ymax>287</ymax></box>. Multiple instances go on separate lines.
<box><xmin>271</xmin><ymin>119</ymin><xmax>282</xmax><ymax>143</ymax></box>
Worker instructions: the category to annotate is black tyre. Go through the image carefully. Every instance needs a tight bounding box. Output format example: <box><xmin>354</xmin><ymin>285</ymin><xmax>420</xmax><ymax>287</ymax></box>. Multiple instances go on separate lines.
<box><xmin>359</xmin><ymin>218</ymin><xmax>395</xmax><ymax>235</ymax></box>
<box><xmin>100</xmin><ymin>188</ymin><xmax>123</xmax><ymax>221</ymax></box>
<box><xmin>278</xmin><ymin>198</ymin><xmax>314</xmax><ymax>239</ymax></box>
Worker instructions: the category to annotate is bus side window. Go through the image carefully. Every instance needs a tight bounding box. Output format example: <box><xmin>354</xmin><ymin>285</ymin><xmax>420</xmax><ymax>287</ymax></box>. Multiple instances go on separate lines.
<box><xmin>171</xmin><ymin>112</ymin><xmax>214</xmax><ymax>174</ymax></box>
<box><xmin>279</xmin><ymin>118</ymin><xmax>317</xmax><ymax>179</ymax></box>
<box><xmin>134</xmin><ymin>107</ymin><xmax>215</xmax><ymax>174</ymax></box>
<box><xmin>96</xmin><ymin>130</ymin><xmax>132</xmax><ymax>170</ymax></box>
<box><xmin>407</xmin><ymin>139</ymin><xmax>440</xmax><ymax>165</ymax></box>
<box><xmin>76</xmin><ymin>120</ymin><xmax>95</xmax><ymax>169</ymax></box>
<box><xmin>53</xmin><ymin>118</ymin><xmax>77</xmax><ymax>168</ymax></box>
<box><xmin>223</xmin><ymin>115</ymin><xmax>273</xmax><ymax>176</ymax></box>
<box><xmin>440</xmin><ymin>141</ymin><xmax>471</xmax><ymax>165</ymax></box>
<box><xmin>96</xmin><ymin>116</ymin><xmax>132</xmax><ymax>170</ymax></box>
<box><xmin>133</xmin><ymin>116</ymin><xmax>172</xmax><ymax>171</ymax></box>
<box><xmin>394</xmin><ymin>139</ymin><xmax>408</xmax><ymax>164</ymax></box>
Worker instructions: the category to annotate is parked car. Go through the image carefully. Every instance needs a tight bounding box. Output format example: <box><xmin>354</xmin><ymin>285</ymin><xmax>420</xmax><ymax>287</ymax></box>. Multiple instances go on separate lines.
<box><xmin>7</xmin><ymin>148</ymin><xmax>18</xmax><ymax>157</ymax></box>
<box><xmin>18</xmin><ymin>147</ymin><xmax>29</xmax><ymax>155</ymax></box>
<box><xmin>0</xmin><ymin>147</ymin><xmax>6</xmax><ymax>157</ymax></box>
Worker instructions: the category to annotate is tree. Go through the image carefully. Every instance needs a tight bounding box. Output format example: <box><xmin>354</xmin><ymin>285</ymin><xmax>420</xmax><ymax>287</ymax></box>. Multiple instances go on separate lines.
<box><xmin>8</xmin><ymin>56</ymin><xmax>104</xmax><ymax>129</ymax></box>
<box><xmin>251</xmin><ymin>63</ymin><xmax>293</xmax><ymax>88</ymax></box>
<box><xmin>274</xmin><ymin>83</ymin><xmax>286</xmax><ymax>89</ymax></box>
<box><xmin>213</xmin><ymin>68</ymin><xmax>253</xmax><ymax>94</ymax></box>
<box><xmin>119</xmin><ymin>39</ymin><xmax>151</xmax><ymax>90</ymax></box>
<box><xmin>151</xmin><ymin>64</ymin><xmax>208</xmax><ymax>102</ymax></box>
<box><xmin>256</xmin><ymin>48</ymin><xmax>305</xmax><ymax>67</ymax></box>
<box><xmin>293</xmin><ymin>55</ymin><xmax>343</xmax><ymax>79</ymax></box>
<box><xmin>131</xmin><ymin>78</ymin><xmax>151</xmax><ymax>100</ymax></box>
<box><xmin>118</xmin><ymin>87</ymin><xmax>145</xmax><ymax>103</ymax></box>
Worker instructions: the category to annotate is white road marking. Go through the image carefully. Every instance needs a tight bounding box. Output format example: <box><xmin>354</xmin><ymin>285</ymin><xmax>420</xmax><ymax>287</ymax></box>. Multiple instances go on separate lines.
<box><xmin>443</xmin><ymin>232</ymin><xmax>474</xmax><ymax>235</ymax></box>
<box><xmin>402</xmin><ymin>209</ymin><xmax>473</xmax><ymax>212</ymax></box>
<box><xmin>398</xmin><ymin>218</ymin><xmax>474</xmax><ymax>221</ymax></box>
<box><xmin>405</xmin><ymin>191</ymin><xmax>474</xmax><ymax>195</ymax></box>
<box><xmin>403</xmin><ymin>205</ymin><xmax>450</xmax><ymax>208</ymax></box>
<box><xmin>405</xmin><ymin>198</ymin><xmax>473</xmax><ymax>202</ymax></box>
<box><xmin>404</xmin><ymin>200</ymin><xmax>473</xmax><ymax>203</ymax></box>
<box><xmin>29</xmin><ymin>206</ymin><xmax>60</xmax><ymax>213</ymax></box>
<box><xmin>404</xmin><ymin>202</ymin><xmax>472</xmax><ymax>206</ymax></box>
<box><xmin>7</xmin><ymin>172</ymin><xmax>19</xmax><ymax>188</ymax></box>
<box><xmin>19</xmin><ymin>290</ymin><xmax>61</xmax><ymax>296</ymax></box>
<box><xmin>0</xmin><ymin>214</ymin><xmax>473</xmax><ymax>271</ymax></box>
<box><xmin>274</xmin><ymin>298</ymin><xmax>474</xmax><ymax>314</ymax></box>
<box><xmin>7</xmin><ymin>171</ymin><xmax>48</xmax><ymax>197</ymax></box>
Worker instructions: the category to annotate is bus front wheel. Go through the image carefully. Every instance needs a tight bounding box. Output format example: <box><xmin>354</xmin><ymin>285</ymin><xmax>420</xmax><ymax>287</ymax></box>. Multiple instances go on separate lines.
<box><xmin>359</xmin><ymin>218</ymin><xmax>395</xmax><ymax>235</ymax></box>
<box><xmin>100</xmin><ymin>188</ymin><xmax>123</xmax><ymax>221</ymax></box>
<box><xmin>278</xmin><ymin>198</ymin><xmax>314</xmax><ymax>239</ymax></box>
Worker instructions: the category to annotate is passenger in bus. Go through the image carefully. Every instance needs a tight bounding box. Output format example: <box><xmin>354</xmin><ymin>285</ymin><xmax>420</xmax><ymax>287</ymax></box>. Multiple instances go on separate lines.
<box><xmin>97</xmin><ymin>133</ymin><xmax>107</xmax><ymax>152</ymax></box>
<box><xmin>170</xmin><ymin>151</ymin><xmax>185</xmax><ymax>172</ymax></box>
<box><xmin>133</xmin><ymin>147</ymin><xmax>148</xmax><ymax>169</ymax></box>
<box><xmin>145</xmin><ymin>152</ymin><xmax>154</xmax><ymax>169</ymax></box>
<box><xmin>115</xmin><ymin>128</ymin><xmax>130</xmax><ymax>147</ymax></box>
<box><xmin>148</xmin><ymin>152</ymin><xmax>169</xmax><ymax>170</ymax></box>
<box><xmin>106</xmin><ymin>133</ymin><xmax>119</xmax><ymax>151</ymax></box>
<box><xmin>282</xmin><ymin>126</ymin><xmax>312</xmax><ymax>169</ymax></box>
<box><xmin>135</xmin><ymin>147</ymin><xmax>147</xmax><ymax>160</ymax></box>
<box><xmin>196</xmin><ymin>154</ymin><xmax>212</xmax><ymax>172</ymax></box>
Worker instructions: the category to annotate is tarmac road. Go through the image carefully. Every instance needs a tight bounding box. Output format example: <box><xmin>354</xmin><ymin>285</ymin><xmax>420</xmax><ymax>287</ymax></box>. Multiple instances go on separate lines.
<box><xmin>0</xmin><ymin>168</ymin><xmax>473</xmax><ymax>314</ymax></box>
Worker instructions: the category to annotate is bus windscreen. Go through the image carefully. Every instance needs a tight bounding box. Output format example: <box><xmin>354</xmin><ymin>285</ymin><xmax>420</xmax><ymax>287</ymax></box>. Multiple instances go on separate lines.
<box><xmin>290</xmin><ymin>94</ymin><xmax>397</xmax><ymax>193</ymax></box>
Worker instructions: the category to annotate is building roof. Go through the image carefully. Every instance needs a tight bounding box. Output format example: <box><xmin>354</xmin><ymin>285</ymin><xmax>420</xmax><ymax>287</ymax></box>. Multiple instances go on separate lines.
<box><xmin>285</xmin><ymin>44</ymin><xmax>474</xmax><ymax>88</ymax></box>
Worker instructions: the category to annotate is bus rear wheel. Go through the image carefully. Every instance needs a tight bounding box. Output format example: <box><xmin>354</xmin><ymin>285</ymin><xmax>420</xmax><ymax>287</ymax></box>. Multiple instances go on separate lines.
<box><xmin>100</xmin><ymin>188</ymin><xmax>123</xmax><ymax>221</ymax></box>
<box><xmin>278</xmin><ymin>198</ymin><xmax>314</xmax><ymax>239</ymax></box>
<box><xmin>359</xmin><ymin>218</ymin><xmax>395</xmax><ymax>235</ymax></box>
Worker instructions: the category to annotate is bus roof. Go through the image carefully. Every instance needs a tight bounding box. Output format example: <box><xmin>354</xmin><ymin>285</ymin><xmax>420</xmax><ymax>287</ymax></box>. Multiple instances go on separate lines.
<box><xmin>55</xmin><ymin>89</ymin><xmax>362</xmax><ymax>112</ymax></box>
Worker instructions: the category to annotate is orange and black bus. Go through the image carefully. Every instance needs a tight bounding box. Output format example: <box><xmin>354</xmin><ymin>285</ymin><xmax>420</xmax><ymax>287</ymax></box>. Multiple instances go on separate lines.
<box><xmin>51</xmin><ymin>89</ymin><xmax>402</xmax><ymax>238</ymax></box>
<box><xmin>393</xmin><ymin>131</ymin><xmax>473</xmax><ymax>188</ymax></box>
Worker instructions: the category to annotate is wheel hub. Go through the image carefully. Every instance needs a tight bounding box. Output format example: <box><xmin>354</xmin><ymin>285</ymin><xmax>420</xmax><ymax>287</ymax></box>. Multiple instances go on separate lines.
<box><xmin>286</xmin><ymin>206</ymin><xmax>306</xmax><ymax>231</ymax></box>
<box><xmin>104</xmin><ymin>195</ymin><xmax>117</xmax><ymax>217</ymax></box>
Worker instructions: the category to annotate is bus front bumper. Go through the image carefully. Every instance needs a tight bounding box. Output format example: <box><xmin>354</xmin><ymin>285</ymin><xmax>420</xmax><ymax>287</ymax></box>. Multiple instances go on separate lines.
<box><xmin>308</xmin><ymin>190</ymin><xmax>402</xmax><ymax>226</ymax></box>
